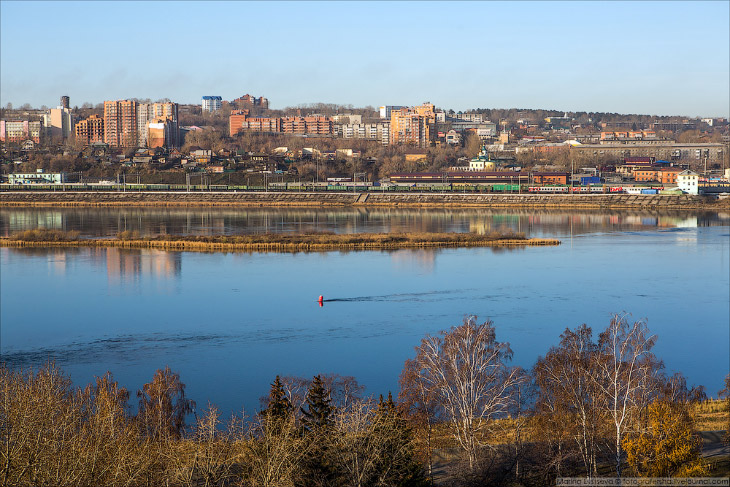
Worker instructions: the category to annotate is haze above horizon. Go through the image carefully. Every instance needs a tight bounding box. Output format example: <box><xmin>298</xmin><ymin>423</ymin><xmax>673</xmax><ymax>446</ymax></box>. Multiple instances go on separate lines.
<box><xmin>1</xmin><ymin>1</ymin><xmax>728</xmax><ymax>118</ymax></box>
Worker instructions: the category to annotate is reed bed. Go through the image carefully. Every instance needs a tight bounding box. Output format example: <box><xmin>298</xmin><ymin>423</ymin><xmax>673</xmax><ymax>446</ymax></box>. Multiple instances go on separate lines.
<box><xmin>2</xmin><ymin>229</ymin><xmax>560</xmax><ymax>253</ymax></box>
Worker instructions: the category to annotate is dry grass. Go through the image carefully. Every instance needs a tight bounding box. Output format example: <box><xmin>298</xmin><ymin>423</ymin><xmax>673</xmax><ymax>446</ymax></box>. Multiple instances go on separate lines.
<box><xmin>9</xmin><ymin>228</ymin><xmax>80</xmax><ymax>241</ymax></box>
<box><xmin>694</xmin><ymin>399</ymin><xmax>730</xmax><ymax>432</ymax></box>
<box><xmin>1</xmin><ymin>230</ymin><xmax>560</xmax><ymax>253</ymax></box>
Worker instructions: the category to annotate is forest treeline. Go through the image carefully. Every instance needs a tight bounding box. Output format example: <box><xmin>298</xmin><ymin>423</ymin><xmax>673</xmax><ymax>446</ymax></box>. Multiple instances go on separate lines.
<box><xmin>1</xmin><ymin>314</ymin><xmax>728</xmax><ymax>487</ymax></box>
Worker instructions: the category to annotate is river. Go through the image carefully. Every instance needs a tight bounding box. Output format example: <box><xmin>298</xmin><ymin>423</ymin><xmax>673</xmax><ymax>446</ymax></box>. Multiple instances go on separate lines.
<box><xmin>1</xmin><ymin>207</ymin><xmax>728</xmax><ymax>415</ymax></box>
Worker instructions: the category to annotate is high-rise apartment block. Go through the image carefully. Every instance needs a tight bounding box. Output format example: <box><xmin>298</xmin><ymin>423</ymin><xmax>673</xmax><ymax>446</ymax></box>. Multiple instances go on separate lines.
<box><xmin>42</xmin><ymin>106</ymin><xmax>74</xmax><ymax>140</ymax></box>
<box><xmin>202</xmin><ymin>96</ymin><xmax>222</xmax><ymax>112</ymax></box>
<box><xmin>104</xmin><ymin>100</ymin><xmax>138</xmax><ymax>147</ymax></box>
<box><xmin>389</xmin><ymin>103</ymin><xmax>435</xmax><ymax>148</ymax></box>
<box><xmin>137</xmin><ymin>102</ymin><xmax>179</xmax><ymax>147</ymax></box>
<box><xmin>74</xmin><ymin>115</ymin><xmax>104</xmax><ymax>145</ymax></box>
<box><xmin>103</xmin><ymin>100</ymin><xmax>178</xmax><ymax>148</ymax></box>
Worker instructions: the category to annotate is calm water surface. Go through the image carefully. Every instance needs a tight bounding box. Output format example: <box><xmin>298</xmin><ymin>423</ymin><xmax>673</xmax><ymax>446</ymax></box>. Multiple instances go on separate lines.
<box><xmin>1</xmin><ymin>207</ymin><xmax>728</xmax><ymax>415</ymax></box>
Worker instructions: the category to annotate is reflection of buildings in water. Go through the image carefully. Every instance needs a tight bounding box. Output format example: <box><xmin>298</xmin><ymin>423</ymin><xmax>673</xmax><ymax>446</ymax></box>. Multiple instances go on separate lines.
<box><xmin>5</xmin><ymin>211</ymin><xmax>64</xmax><ymax>235</ymax></box>
<box><xmin>47</xmin><ymin>248</ymin><xmax>67</xmax><ymax>275</ymax></box>
<box><xmin>106</xmin><ymin>248</ymin><xmax>182</xmax><ymax>283</ymax></box>
<box><xmin>469</xmin><ymin>220</ymin><xmax>492</xmax><ymax>234</ymax></box>
<box><xmin>671</xmin><ymin>217</ymin><xmax>698</xmax><ymax>228</ymax></box>
<box><xmin>390</xmin><ymin>249</ymin><xmax>437</xmax><ymax>273</ymax></box>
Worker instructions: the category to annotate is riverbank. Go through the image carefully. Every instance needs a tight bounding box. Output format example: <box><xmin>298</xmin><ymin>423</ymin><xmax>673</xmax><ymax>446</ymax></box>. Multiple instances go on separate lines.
<box><xmin>1</xmin><ymin>191</ymin><xmax>728</xmax><ymax>210</ymax></box>
<box><xmin>0</xmin><ymin>229</ymin><xmax>560</xmax><ymax>253</ymax></box>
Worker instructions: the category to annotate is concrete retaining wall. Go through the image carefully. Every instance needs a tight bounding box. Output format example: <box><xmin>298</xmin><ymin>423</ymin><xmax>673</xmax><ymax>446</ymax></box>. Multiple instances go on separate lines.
<box><xmin>0</xmin><ymin>191</ymin><xmax>726</xmax><ymax>210</ymax></box>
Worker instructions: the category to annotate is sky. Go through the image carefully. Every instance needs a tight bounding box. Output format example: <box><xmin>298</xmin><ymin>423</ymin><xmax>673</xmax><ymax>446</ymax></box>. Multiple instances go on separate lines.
<box><xmin>1</xmin><ymin>1</ymin><xmax>728</xmax><ymax>117</ymax></box>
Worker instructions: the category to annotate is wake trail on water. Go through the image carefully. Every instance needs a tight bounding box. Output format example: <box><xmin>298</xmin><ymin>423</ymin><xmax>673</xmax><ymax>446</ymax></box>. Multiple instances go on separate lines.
<box><xmin>322</xmin><ymin>290</ymin><xmax>467</xmax><ymax>303</ymax></box>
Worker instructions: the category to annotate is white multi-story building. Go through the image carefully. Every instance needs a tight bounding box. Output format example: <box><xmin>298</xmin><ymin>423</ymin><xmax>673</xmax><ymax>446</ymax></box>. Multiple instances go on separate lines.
<box><xmin>202</xmin><ymin>96</ymin><xmax>222</xmax><ymax>112</ymax></box>
<box><xmin>334</xmin><ymin>122</ymin><xmax>390</xmax><ymax>145</ymax></box>
<box><xmin>676</xmin><ymin>170</ymin><xmax>699</xmax><ymax>195</ymax></box>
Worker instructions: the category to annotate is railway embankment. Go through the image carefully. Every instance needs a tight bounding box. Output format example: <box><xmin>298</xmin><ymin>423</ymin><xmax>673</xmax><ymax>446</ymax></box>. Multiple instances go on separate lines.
<box><xmin>0</xmin><ymin>191</ymin><xmax>728</xmax><ymax>210</ymax></box>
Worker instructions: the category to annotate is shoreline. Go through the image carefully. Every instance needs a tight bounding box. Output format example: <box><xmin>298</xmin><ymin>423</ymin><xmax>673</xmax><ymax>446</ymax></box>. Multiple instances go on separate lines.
<box><xmin>0</xmin><ymin>231</ymin><xmax>560</xmax><ymax>253</ymax></box>
<box><xmin>1</xmin><ymin>191</ymin><xmax>728</xmax><ymax>210</ymax></box>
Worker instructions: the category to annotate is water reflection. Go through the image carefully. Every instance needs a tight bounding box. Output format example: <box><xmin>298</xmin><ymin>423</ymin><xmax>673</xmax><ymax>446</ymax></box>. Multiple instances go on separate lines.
<box><xmin>7</xmin><ymin>246</ymin><xmax>182</xmax><ymax>283</ymax></box>
<box><xmin>1</xmin><ymin>208</ymin><xmax>726</xmax><ymax>239</ymax></box>
<box><xmin>105</xmin><ymin>248</ymin><xmax>182</xmax><ymax>284</ymax></box>
<box><xmin>390</xmin><ymin>249</ymin><xmax>437</xmax><ymax>273</ymax></box>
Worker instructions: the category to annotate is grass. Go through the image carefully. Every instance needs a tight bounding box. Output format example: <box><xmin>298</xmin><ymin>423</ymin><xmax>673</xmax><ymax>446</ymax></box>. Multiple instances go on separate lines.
<box><xmin>694</xmin><ymin>399</ymin><xmax>730</xmax><ymax>432</ymax></box>
<box><xmin>2</xmin><ymin>229</ymin><xmax>560</xmax><ymax>253</ymax></box>
<box><xmin>8</xmin><ymin>229</ymin><xmax>80</xmax><ymax>241</ymax></box>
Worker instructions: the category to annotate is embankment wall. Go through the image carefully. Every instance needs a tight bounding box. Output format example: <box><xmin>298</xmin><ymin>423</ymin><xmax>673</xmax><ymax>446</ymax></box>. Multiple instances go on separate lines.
<box><xmin>0</xmin><ymin>191</ymin><xmax>727</xmax><ymax>210</ymax></box>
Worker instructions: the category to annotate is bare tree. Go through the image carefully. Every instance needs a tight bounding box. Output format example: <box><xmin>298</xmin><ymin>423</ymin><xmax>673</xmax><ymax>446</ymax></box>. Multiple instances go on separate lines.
<box><xmin>409</xmin><ymin>317</ymin><xmax>524</xmax><ymax>470</ymax></box>
<box><xmin>594</xmin><ymin>314</ymin><xmax>660</xmax><ymax>477</ymax></box>
<box><xmin>167</xmin><ymin>404</ymin><xmax>240</xmax><ymax>487</ymax></box>
<box><xmin>245</xmin><ymin>410</ymin><xmax>310</xmax><ymax>487</ymax></box>
<box><xmin>533</xmin><ymin>324</ymin><xmax>604</xmax><ymax>478</ymax></box>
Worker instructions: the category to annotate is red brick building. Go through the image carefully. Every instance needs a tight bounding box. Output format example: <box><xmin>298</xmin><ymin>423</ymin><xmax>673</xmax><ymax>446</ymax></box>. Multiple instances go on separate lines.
<box><xmin>74</xmin><ymin>115</ymin><xmax>104</xmax><ymax>145</ymax></box>
<box><xmin>532</xmin><ymin>172</ymin><xmax>569</xmax><ymax>184</ymax></box>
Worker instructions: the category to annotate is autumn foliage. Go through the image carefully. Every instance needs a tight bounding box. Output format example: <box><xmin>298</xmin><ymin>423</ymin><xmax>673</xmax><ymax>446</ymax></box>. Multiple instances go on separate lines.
<box><xmin>0</xmin><ymin>313</ymin><xmax>723</xmax><ymax>486</ymax></box>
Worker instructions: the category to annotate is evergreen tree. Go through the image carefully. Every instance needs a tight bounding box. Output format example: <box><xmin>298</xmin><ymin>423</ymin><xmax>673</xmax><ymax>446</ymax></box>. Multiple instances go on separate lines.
<box><xmin>296</xmin><ymin>375</ymin><xmax>340</xmax><ymax>487</ymax></box>
<box><xmin>301</xmin><ymin>374</ymin><xmax>334</xmax><ymax>431</ymax></box>
<box><xmin>261</xmin><ymin>375</ymin><xmax>292</xmax><ymax>422</ymax></box>
<box><xmin>373</xmin><ymin>392</ymin><xmax>429</xmax><ymax>487</ymax></box>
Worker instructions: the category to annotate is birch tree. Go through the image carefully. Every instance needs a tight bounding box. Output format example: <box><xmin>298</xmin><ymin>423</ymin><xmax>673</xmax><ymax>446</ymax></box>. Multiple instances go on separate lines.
<box><xmin>533</xmin><ymin>324</ymin><xmax>604</xmax><ymax>478</ymax></box>
<box><xmin>409</xmin><ymin>317</ymin><xmax>523</xmax><ymax>470</ymax></box>
<box><xmin>595</xmin><ymin>314</ymin><xmax>660</xmax><ymax>477</ymax></box>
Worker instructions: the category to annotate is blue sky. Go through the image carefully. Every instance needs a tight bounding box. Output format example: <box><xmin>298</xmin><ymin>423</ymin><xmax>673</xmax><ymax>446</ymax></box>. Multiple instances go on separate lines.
<box><xmin>1</xmin><ymin>1</ymin><xmax>728</xmax><ymax>117</ymax></box>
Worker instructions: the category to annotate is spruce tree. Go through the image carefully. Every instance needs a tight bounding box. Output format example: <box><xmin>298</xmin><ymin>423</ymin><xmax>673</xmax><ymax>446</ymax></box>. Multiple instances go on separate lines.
<box><xmin>297</xmin><ymin>375</ymin><xmax>340</xmax><ymax>487</ymax></box>
<box><xmin>261</xmin><ymin>375</ymin><xmax>292</xmax><ymax>422</ymax></box>
<box><xmin>373</xmin><ymin>391</ymin><xmax>429</xmax><ymax>487</ymax></box>
<box><xmin>301</xmin><ymin>374</ymin><xmax>333</xmax><ymax>431</ymax></box>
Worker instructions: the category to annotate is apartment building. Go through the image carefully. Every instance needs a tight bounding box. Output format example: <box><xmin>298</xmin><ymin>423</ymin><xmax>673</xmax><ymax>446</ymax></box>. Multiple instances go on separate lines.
<box><xmin>572</xmin><ymin>142</ymin><xmax>724</xmax><ymax>164</ymax></box>
<box><xmin>379</xmin><ymin>105</ymin><xmax>406</xmax><ymax>119</ymax></box>
<box><xmin>201</xmin><ymin>96</ymin><xmax>222</xmax><ymax>112</ymax></box>
<box><xmin>42</xmin><ymin>106</ymin><xmax>74</xmax><ymax>140</ymax></box>
<box><xmin>232</xmin><ymin>94</ymin><xmax>269</xmax><ymax>110</ymax></box>
<box><xmin>104</xmin><ymin>100</ymin><xmax>138</xmax><ymax>147</ymax></box>
<box><xmin>389</xmin><ymin>103</ymin><xmax>435</xmax><ymax>148</ymax></box>
<box><xmin>229</xmin><ymin>110</ymin><xmax>280</xmax><ymax>136</ymax></box>
<box><xmin>334</xmin><ymin>122</ymin><xmax>390</xmax><ymax>145</ymax></box>
<box><xmin>0</xmin><ymin>120</ymin><xmax>43</xmax><ymax>143</ymax></box>
<box><xmin>148</xmin><ymin>118</ymin><xmax>176</xmax><ymax>148</ymax></box>
<box><xmin>281</xmin><ymin>116</ymin><xmax>333</xmax><ymax>135</ymax></box>
<box><xmin>332</xmin><ymin>114</ymin><xmax>362</xmax><ymax>125</ymax></box>
<box><xmin>137</xmin><ymin>102</ymin><xmax>179</xmax><ymax>147</ymax></box>
<box><xmin>74</xmin><ymin>115</ymin><xmax>104</xmax><ymax>145</ymax></box>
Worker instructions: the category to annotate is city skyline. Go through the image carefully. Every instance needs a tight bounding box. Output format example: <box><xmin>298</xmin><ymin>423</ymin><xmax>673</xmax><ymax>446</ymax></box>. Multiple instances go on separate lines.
<box><xmin>1</xmin><ymin>1</ymin><xmax>728</xmax><ymax>118</ymax></box>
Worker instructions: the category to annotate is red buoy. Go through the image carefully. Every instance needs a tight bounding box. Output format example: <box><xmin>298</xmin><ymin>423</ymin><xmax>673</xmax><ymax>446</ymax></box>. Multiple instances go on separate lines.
<box><xmin>318</xmin><ymin>295</ymin><xmax>324</xmax><ymax>303</ymax></box>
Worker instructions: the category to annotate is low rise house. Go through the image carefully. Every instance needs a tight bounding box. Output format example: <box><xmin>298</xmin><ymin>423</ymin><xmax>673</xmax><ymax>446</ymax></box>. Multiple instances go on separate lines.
<box><xmin>9</xmin><ymin>169</ymin><xmax>67</xmax><ymax>184</ymax></box>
